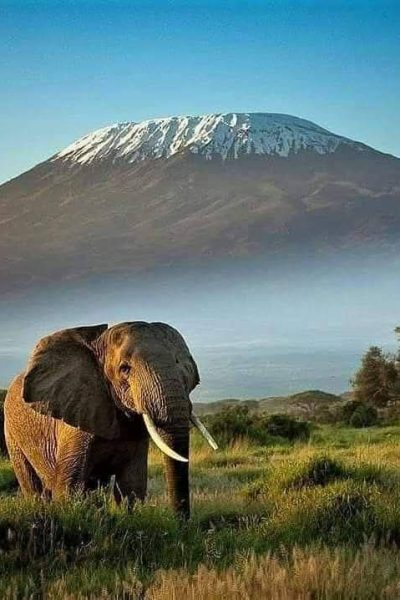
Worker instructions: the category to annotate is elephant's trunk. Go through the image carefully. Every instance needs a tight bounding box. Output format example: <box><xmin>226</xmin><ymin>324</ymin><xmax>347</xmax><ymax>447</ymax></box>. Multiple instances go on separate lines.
<box><xmin>161</xmin><ymin>426</ymin><xmax>190</xmax><ymax>519</ymax></box>
<box><xmin>136</xmin><ymin>364</ymin><xmax>191</xmax><ymax>518</ymax></box>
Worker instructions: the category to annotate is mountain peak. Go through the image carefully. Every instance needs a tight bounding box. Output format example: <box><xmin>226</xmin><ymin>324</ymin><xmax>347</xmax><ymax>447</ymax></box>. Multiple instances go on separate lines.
<box><xmin>55</xmin><ymin>112</ymin><xmax>367</xmax><ymax>166</ymax></box>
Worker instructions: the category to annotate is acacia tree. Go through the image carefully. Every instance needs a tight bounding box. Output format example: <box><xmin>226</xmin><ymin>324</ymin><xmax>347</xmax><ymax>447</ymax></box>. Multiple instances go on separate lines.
<box><xmin>352</xmin><ymin>346</ymin><xmax>398</xmax><ymax>407</ymax></box>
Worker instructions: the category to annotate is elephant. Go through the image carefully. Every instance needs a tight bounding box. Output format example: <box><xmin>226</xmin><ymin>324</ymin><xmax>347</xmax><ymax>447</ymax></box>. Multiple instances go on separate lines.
<box><xmin>4</xmin><ymin>322</ymin><xmax>217</xmax><ymax>518</ymax></box>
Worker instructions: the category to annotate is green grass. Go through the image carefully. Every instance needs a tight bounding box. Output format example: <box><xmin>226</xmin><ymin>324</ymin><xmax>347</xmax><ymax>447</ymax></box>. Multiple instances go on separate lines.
<box><xmin>0</xmin><ymin>457</ymin><xmax>17</xmax><ymax>492</ymax></box>
<box><xmin>3</xmin><ymin>424</ymin><xmax>400</xmax><ymax>597</ymax></box>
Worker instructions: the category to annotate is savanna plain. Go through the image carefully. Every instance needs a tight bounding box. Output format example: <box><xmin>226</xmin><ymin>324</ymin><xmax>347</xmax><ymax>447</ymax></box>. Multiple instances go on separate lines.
<box><xmin>3</xmin><ymin>407</ymin><xmax>400</xmax><ymax>599</ymax></box>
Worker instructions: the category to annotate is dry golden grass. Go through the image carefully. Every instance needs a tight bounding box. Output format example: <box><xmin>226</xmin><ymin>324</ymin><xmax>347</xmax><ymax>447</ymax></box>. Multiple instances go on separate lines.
<box><xmin>36</xmin><ymin>545</ymin><xmax>400</xmax><ymax>599</ymax></box>
<box><xmin>147</xmin><ymin>544</ymin><xmax>400</xmax><ymax>600</ymax></box>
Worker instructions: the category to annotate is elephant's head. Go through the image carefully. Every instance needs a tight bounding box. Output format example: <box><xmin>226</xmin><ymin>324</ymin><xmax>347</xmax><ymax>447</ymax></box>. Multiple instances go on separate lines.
<box><xmin>22</xmin><ymin>322</ymin><xmax>217</xmax><ymax>518</ymax></box>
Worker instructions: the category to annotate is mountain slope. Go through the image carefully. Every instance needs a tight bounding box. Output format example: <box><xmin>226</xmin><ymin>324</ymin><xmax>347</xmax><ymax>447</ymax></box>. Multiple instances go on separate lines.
<box><xmin>1</xmin><ymin>112</ymin><xmax>399</xmax><ymax>294</ymax></box>
<box><xmin>193</xmin><ymin>389</ymin><xmax>344</xmax><ymax>418</ymax></box>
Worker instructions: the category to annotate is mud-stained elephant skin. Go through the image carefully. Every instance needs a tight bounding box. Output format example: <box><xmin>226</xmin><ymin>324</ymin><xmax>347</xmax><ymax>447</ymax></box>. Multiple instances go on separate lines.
<box><xmin>4</xmin><ymin>322</ymin><xmax>200</xmax><ymax>517</ymax></box>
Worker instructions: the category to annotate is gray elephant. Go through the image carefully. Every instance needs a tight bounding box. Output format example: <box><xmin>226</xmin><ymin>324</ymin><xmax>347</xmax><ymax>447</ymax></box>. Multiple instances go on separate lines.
<box><xmin>4</xmin><ymin>322</ymin><xmax>217</xmax><ymax>518</ymax></box>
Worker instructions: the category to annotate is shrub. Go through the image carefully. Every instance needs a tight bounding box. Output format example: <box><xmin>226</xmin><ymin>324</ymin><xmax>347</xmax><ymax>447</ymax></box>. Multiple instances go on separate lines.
<box><xmin>206</xmin><ymin>407</ymin><xmax>311</xmax><ymax>446</ymax></box>
<box><xmin>342</xmin><ymin>400</ymin><xmax>378</xmax><ymax>427</ymax></box>
<box><xmin>342</xmin><ymin>400</ymin><xmax>378</xmax><ymax>428</ymax></box>
<box><xmin>263</xmin><ymin>414</ymin><xmax>311</xmax><ymax>441</ymax></box>
<box><xmin>206</xmin><ymin>406</ymin><xmax>254</xmax><ymax>446</ymax></box>
<box><xmin>349</xmin><ymin>404</ymin><xmax>378</xmax><ymax>428</ymax></box>
<box><xmin>342</xmin><ymin>399</ymin><xmax>364</xmax><ymax>423</ymax></box>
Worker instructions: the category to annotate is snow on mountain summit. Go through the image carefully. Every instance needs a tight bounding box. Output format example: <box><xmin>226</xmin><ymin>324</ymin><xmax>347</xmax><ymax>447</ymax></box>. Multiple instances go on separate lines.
<box><xmin>55</xmin><ymin>112</ymin><xmax>366</xmax><ymax>166</ymax></box>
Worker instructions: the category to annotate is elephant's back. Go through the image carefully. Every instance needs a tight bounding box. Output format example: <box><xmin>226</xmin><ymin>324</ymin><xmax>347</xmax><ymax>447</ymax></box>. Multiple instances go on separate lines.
<box><xmin>4</xmin><ymin>373</ymin><xmax>27</xmax><ymax>424</ymax></box>
<box><xmin>5</xmin><ymin>373</ymin><xmax>35</xmax><ymax>426</ymax></box>
<box><xmin>5</xmin><ymin>373</ymin><xmax>58</xmax><ymax>481</ymax></box>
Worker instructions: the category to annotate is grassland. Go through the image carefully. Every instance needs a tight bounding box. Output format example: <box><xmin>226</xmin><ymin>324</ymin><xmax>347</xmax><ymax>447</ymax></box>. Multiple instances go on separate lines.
<box><xmin>2</xmin><ymin>425</ymin><xmax>400</xmax><ymax>598</ymax></box>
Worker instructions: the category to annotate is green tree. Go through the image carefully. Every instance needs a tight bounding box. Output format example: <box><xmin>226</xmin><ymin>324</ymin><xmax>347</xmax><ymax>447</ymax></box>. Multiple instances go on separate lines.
<box><xmin>352</xmin><ymin>346</ymin><xmax>398</xmax><ymax>407</ymax></box>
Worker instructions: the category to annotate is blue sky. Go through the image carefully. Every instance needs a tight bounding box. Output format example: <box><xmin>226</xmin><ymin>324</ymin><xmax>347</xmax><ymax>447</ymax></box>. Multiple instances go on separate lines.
<box><xmin>1</xmin><ymin>0</ymin><xmax>399</xmax><ymax>183</ymax></box>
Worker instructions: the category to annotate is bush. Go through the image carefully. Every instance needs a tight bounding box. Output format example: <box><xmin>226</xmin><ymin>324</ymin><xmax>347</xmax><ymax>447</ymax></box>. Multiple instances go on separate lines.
<box><xmin>206</xmin><ymin>406</ymin><xmax>254</xmax><ymax>446</ymax></box>
<box><xmin>342</xmin><ymin>400</ymin><xmax>378</xmax><ymax>428</ymax></box>
<box><xmin>349</xmin><ymin>404</ymin><xmax>378</xmax><ymax>428</ymax></box>
<box><xmin>206</xmin><ymin>407</ymin><xmax>311</xmax><ymax>446</ymax></box>
<box><xmin>342</xmin><ymin>400</ymin><xmax>364</xmax><ymax>423</ymax></box>
<box><xmin>263</xmin><ymin>414</ymin><xmax>311</xmax><ymax>441</ymax></box>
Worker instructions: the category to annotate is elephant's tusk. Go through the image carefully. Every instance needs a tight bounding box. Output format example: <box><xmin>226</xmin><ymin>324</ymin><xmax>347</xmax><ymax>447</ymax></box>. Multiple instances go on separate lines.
<box><xmin>190</xmin><ymin>414</ymin><xmax>218</xmax><ymax>450</ymax></box>
<box><xmin>143</xmin><ymin>414</ymin><xmax>188</xmax><ymax>463</ymax></box>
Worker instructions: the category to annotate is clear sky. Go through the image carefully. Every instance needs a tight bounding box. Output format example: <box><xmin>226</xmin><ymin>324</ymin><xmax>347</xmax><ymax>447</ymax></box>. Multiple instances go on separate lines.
<box><xmin>1</xmin><ymin>0</ymin><xmax>399</xmax><ymax>183</ymax></box>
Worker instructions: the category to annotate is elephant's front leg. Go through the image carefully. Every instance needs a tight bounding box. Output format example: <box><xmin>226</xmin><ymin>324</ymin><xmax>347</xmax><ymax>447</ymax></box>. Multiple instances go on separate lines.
<box><xmin>53</xmin><ymin>429</ymin><xmax>93</xmax><ymax>499</ymax></box>
<box><xmin>114</xmin><ymin>437</ymin><xmax>149</xmax><ymax>507</ymax></box>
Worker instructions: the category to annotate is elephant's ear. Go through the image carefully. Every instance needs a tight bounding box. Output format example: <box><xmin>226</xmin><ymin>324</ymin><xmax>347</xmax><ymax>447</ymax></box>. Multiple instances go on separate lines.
<box><xmin>23</xmin><ymin>324</ymin><xmax>120</xmax><ymax>440</ymax></box>
<box><xmin>152</xmin><ymin>322</ymin><xmax>200</xmax><ymax>392</ymax></box>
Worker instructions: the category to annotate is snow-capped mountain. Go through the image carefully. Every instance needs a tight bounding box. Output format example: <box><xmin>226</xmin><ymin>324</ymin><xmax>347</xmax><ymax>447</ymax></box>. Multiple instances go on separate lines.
<box><xmin>55</xmin><ymin>112</ymin><xmax>368</xmax><ymax>166</ymax></box>
<box><xmin>0</xmin><ymin>112</ymin><xmax>399</xmax><ymax>294</ymax></box>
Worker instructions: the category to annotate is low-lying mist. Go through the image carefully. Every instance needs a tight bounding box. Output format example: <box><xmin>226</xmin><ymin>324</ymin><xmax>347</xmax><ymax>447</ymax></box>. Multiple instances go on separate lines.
<box><xmin>1</xmin><ymin>251</ymin><xmax>399</xmax><ymax>399</ymax></box>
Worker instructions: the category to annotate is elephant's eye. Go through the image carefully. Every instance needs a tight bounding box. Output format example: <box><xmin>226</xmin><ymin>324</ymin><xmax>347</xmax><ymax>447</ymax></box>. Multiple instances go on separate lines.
<box><xmin>119</xmin><ymin>362</ymin><xmax>131</xmax><ymax>376</ymax></box>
